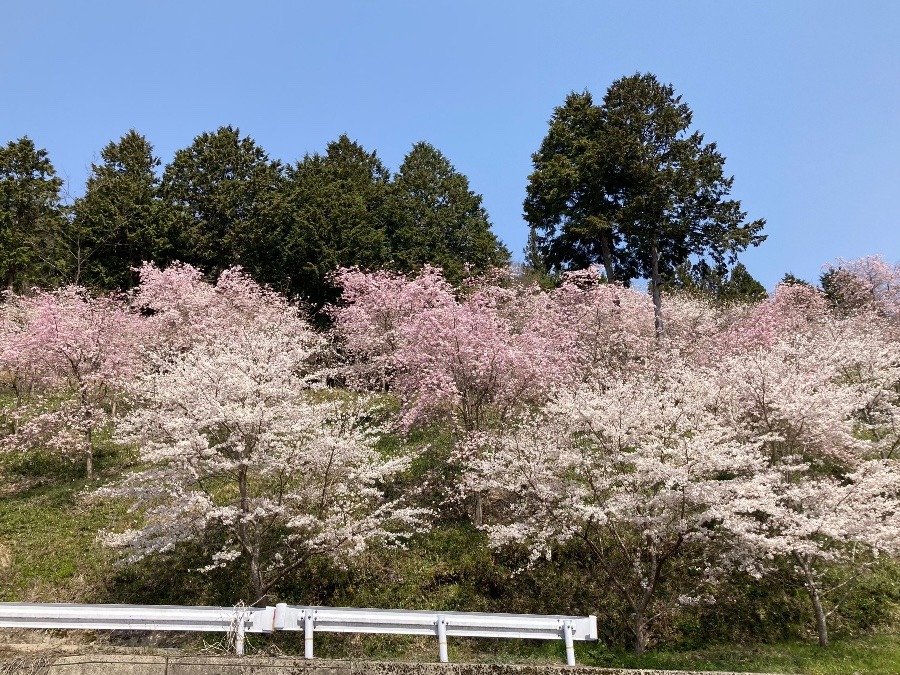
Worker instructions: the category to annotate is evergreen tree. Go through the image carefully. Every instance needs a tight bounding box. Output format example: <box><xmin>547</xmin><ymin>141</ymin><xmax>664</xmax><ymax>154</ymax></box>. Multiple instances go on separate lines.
<box><xmin>387</xmin><ymin>142</ymin><xmax>509</xmax><ymax>283</ymax></box>
<box><xmin>0</xmin><ymin>137</ymin><xmax>65</xmax><ymax>290</ymax></box>
<box><xmin>279</xmin><ymin>135</ymin><xmax>392</xmax><ymax>307</ymax></box>
<box><xmin>161</xmin><ymin>126</ymin><xmax>284</xmax><ymax>279</ymax></box>
<box><xmin>670</xmin><ymin>261</ymin><xmax>767</xmax><ymax>303</ymax></box>
<box><xmin>71</xmin><ymin>130</ymin><xmax>164</xmax><ymax>290</ymax></box>
<box><xmin>781</xmin><ymin>272</ymin><xmax>813</xmax><ymax>288</ymax></box>
<box><xmin>722</xmin><ymin>262</ymin><xmax>767</xmax><ymax>303</ymax></box>
<box><xmin>525</xmin><ymin>74</ymin><xmax>766</xmax><ymax>337</ymax></box>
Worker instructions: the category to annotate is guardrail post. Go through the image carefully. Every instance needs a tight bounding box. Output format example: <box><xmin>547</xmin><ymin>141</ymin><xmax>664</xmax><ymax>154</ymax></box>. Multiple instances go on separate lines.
<box><xmin>274</xmin><ymin>602</ymin><xmax>287</xmax><ymax>631</ymax></box>
<box><xmin>235</xmin><ymin>617</ymin><xmax>246</xmax><ymax>656</ymax></box>
<box><xmin>304</xmin><ymin>609</ymin><xmax>314</xmax><ymax>659</ymax></box>
<box><xmin>437</xmin><ymin>614</ymin><xmax>448</xmax><ymax>663</ymax></box>
<box><xmin>563</xmin><ymin>620</ymin><xmax>575</xmax><ymax>666</ymax></box>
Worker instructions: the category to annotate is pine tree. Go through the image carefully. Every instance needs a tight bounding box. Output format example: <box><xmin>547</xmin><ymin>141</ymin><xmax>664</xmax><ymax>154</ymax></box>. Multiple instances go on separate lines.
<box><xmin>0</xmin><ymin>137</ymin><xmax>65</xmax><ymax>290</ymax></box>
<box><xmin>71</xmin><ymin>130</ymin><xmax>164</xmax><ymax>290</ymax></box>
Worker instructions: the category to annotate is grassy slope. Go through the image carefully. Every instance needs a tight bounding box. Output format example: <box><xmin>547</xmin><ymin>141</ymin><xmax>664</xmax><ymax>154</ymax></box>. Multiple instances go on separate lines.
<box><xmin>1</xmin><ymin>447</ymin><xmax>900</xmax><ymax>673</ymax></box>
<box><xmin>0</xmin><ymin>451</ymin><xmax>127</xmax><ymax>603</ymax></box>
<box><xmin>580</xmin><ymin>636</ymin><xmax>900</xmax><ymax>674</ymax></box>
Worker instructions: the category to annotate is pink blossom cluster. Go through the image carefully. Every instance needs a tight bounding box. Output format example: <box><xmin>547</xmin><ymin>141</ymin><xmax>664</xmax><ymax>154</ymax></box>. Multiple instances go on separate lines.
<box><xmin>0</xmin><ymin>286</ymin><xmax>145</xmax><ymax>477</ymax></box>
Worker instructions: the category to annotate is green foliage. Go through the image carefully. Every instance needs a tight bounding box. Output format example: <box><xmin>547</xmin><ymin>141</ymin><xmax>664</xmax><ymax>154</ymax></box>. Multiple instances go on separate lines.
<box><xmin>70</xmin><ymin>130</ymin><xmax>165</xmax><ymax>290</ymax></box>
<box><xmin>781</xmin><ymin>272</ymin><xmax>814</xmax><ymax>288</ymax></box>
<box><xmin>161</xmin><ymin>126</ymin><xmax>285</xmax><ymax>281</ymax></box>
<box><xmin>0</xmin><ymin>137</ymin><xmax>66</xmax><ymax>290</ymax></box>
<box><xmin>525</xmin><ymin>74</ymin><xmax>766</xmax><ymax>304</ymax></box>
<box><xmin>1</xmin><ymin>130</ymin><xmax>508</xmax><ymax>303</ymax></box>
<box><xmin>669</xmin><ymin>261</ymin><xmax>768</xmax><ymax>303</ymax></box>
<box><xmin>278</xmin><ymin>135</ymin><xmax>391</xmax><ymax>307</ymax></box>
<box><xmin>0</xmin><ymin>444</ymin><xmax>130</xmax><ymax>601</ymax></box>
<box><xmin>387</xmin><ymin>142</ymin><xmax>509</xmax><ymax>284</ymax></box>
<box><xmin>582</xmin><ymin>633</ymin><xmax>900</xmax><ymax>674</ymax></box>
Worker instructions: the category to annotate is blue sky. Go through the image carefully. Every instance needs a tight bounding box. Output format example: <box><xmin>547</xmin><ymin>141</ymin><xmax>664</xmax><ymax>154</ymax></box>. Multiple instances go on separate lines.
<box><xmin>2</xmin><ymin>1</ymin><xmax>898</xmax><ymax>289</ymax></box>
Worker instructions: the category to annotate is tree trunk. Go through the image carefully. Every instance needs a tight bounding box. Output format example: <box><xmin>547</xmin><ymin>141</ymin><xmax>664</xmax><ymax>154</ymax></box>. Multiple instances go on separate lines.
<box><xmin>795</xmin><ymin>552</ymin><xmax>829</xmax><ymax>646</ymax></box>
<box><xmin>249</xmin><ymin>546</ymin><xmax>268</xmax><ymax>607</ymax></box>
<box><xmin>650</xmin><ymin>241</ymin><xmax>665</xmax><ymax>342</ymax></box>
<box><xmin>632</xmin><ymin>609</ymin><xmax>646</xmax><ymax>655</ymax></box>
<box><xmin>599</xmin><ymin>231</ymin><xmax>616</xmax><ymax>283</ymax></box>
<box><xmin>84</xmin><ymin>444</ymin><xmax>93</xmax><ymax>480</ymax></box>
<box><xmin>237</xmin><ymin>464</ymin><xmax>269</xmax><ymax>607</ymax></box>
<box><xmin>84</xmin><ymin>427</ymin><xmax>93</xmax><ymax>480</ymax></box>
<box><xmin>474</xmin><ymin>491</ymin><xmax>483</xmax><ymax>528</ymax></box>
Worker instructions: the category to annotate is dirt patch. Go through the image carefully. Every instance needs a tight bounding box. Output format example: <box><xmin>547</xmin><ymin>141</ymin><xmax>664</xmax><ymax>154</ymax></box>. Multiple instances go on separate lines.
<box><xmin>0</xmin><ymin>541</ymin><xmax>11</xmax><ymax>569</ymax></box>
<box><xmin>0</xmin><ymin>653</ymin><xmax>53</xmax><ymax>675</ymax></box>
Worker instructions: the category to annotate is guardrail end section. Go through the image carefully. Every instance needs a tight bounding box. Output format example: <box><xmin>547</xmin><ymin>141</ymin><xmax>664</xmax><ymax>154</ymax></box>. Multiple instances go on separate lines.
<box><xmin>588</xmin><ymin>614</ymin><xmax>599</xmax><ymax>641</ymax></box>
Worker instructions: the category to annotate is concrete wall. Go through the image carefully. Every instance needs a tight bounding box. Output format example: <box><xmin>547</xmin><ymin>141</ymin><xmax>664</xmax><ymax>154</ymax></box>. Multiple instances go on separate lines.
<box><xmin>43</xmin><ymin>655</ymin><xmax>784</xmax><ymax>675</ymax></box>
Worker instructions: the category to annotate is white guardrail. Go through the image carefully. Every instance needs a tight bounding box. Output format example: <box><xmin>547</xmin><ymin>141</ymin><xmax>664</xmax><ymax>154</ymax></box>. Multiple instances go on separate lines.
<box><xmin>0</xmin><ymin>602</ymin><xmax>598</xmax><ymax>665</ymax></box>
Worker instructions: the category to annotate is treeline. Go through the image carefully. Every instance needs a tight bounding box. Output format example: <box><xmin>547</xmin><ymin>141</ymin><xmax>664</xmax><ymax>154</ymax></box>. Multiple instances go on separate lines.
<box><xmin>0</xmin><ymin>130</ymin><xmax>509</xmax><ymax>306</ymax></box>
<box><xmin>3</xmin><ymin>72</ymin><xmax>780</xmax><ymax>312</ymax></box>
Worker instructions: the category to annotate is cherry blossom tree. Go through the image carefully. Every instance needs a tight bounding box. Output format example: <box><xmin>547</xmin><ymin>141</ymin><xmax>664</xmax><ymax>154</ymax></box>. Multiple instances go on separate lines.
<box><xmin>0</xmin><ymin>286</ymin><xmax>144</xmax><ymax>478</ymax></box>
<box><xmin>100</xmin><ymin>270</ymin><xmax>423</xmax><ymax>605</ymax></box>
<box><xmin>823</xmin><ymin>255</ymin><xmax>900</xmax><ymax>318</ymax></box>
<box><xmin>130</xmin><ymin>261</ymin><xmax>307</xmax><ymax>352</ymax></box>
<box><xmin>466</xmin><ymin>355</ymin><xmax>775</xmax><ymax>654</ymax></box>
<box><xmin>328</xmin><ymin>265</ymin><xmax>456</xmax><ymax>389</ymax></box>
<box><xmin>332</xmin><ymin>266</ymin><xmax>583</xmax><ymax>524</ymax></box>
<box><xmin>715</xmin><ymin>284</ymin><xmax>900</xmax><ymax>646</ymax></box>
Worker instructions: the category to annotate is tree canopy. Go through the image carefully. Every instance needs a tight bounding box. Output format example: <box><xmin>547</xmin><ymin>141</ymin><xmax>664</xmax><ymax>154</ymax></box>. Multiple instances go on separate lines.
<box><xmin>71</xmin><ymin>130</ymin><xmax>164</xmax><ymax>289</ymax></box>
<box><xmin>387</xmin><ymin>142</ymin><xmax>509</xmax><ymax>284</ymax></box>
<box><xmin>278</xmin><ymin>135</ymin><xmax>393</xmax><ymax>307</ymax></box>
<box><xmin>525</xmin><ymin>73</ymin><xmax>766</xmax><ymax>335</ymax></box>
<box><xmin>0</xmin><ymin>137</ymin><xmax>65</xmax><ymax>290</ymax></box>
<box><xmin>161</xmin><ymin>126</ymin><xmax>285</xmax><ymax>281</ymax></box>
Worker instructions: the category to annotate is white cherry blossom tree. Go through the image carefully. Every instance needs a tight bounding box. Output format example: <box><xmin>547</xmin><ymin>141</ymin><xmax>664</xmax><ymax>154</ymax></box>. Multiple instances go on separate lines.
<box><xmin>100</xmin><ymin>269</ymin><xmax>423</xmax><ymax>605</ymax></box>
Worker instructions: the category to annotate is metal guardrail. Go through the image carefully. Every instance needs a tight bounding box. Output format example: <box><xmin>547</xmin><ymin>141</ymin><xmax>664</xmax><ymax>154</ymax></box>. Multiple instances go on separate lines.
<box><xmin>0</xmin><ymin>602</ymin><xmax>598</xmax><ymax>665</ymax></box>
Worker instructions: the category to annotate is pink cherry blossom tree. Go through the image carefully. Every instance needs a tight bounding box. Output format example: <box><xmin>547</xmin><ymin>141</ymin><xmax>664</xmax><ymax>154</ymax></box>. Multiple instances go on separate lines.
<box><xmin>0</xmin><ymin>286</ymin><xmax>144</xmax><ymax>478</ymax></box>
<box><xmin>332</xmin><ymin>266</ymin><xmax>582</xmax><ymax>524</ymax></box>
<box><xmin>100</xmin><ymin>269</ymin><xmax>423</xmax><ymax>605</ymax></box>
<box><xmin>328</xmin><ymin>265</ymin><xmax>456</xmax><ymax>389</ymax></box>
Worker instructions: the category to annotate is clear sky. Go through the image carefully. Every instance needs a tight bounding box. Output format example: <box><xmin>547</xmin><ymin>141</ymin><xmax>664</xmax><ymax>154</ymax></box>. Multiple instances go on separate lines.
<box><xmin>2</xmin><ymin>1</ymin><xmax>898</xmax><ymax>289</ymax></box>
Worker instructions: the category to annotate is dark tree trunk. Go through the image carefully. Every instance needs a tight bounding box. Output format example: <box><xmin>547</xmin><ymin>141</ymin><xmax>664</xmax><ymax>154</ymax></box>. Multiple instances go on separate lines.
<box><xmin>599</xmin><ymin>231</ymin><xmax>616</xmax><ymax>282</ymax></box>
<box><xmin>795</xmin><ymin>551</ymin><xmax>829</xmax><ymax>647</ymax></box>
<box><xmin>650</xmin><ymin>241</ymin><xmax>665</xmax><ymax>341</ymax></box>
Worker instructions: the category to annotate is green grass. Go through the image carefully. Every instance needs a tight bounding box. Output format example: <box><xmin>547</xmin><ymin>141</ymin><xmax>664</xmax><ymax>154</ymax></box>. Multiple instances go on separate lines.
<box><xmin>0</xmin><ymin>475</ymin><xmax>121</xmax><ymax>601</ymax></box>
<box><xmin>579</xmin><ymin>633</ymin><xmax>900</xmax><ymax>674</ymax></box>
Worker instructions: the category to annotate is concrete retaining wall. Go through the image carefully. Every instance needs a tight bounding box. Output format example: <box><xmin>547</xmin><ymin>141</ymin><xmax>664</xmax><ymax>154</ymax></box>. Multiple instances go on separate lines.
<box><xmin>42</xmin><ymin>655</ymin><xmax>783</xmax><ymax>675</ymax></box>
